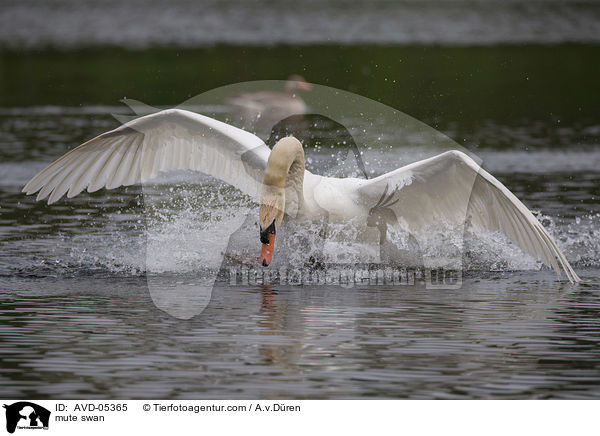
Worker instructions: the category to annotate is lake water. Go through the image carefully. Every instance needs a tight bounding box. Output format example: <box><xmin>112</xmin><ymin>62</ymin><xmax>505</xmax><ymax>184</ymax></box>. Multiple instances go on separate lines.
<box><xmin>2</xmin><ymin>0</ymin><xmax>600</xmax><ymax>48</ymax></box>
<box><xmin>1</xmin><ymin>99</ymin><xmax>600</xmax><ymax>399</ymax></box>
<box><xmin>1</xmin><ymin>2</ymin><xmax>600</xmax><ymax>398</ymax></box>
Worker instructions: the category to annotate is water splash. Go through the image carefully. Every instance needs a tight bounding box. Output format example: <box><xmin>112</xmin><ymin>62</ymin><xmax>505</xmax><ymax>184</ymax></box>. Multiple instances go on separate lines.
<box><xmin>60</xmin><ymin>193</ymin><xmax>600</xmax><ymax>277</ymax></box>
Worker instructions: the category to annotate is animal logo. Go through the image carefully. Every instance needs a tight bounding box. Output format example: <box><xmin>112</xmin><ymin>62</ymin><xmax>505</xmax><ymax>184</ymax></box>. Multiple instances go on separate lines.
<box><xmin>3</xmin><ymin>402</ymin><xmax>50</xmax><ymax>434</ymax></box>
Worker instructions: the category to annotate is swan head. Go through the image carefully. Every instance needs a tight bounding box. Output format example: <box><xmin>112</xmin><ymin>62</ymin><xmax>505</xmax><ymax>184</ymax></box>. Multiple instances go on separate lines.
<box><xmin>258</xmin><ymin>186</ymin><xmax>285</xmax><ymax>266</ymax></box>
<box><xmin>285</xmin><ymin>75</ymin><xmax>312</xmax><ymax>93</ymax></box>
<box><xmin>258</xmin><ymin>136</ymin><xmax>305</xmax><ymax>267</ymax></box>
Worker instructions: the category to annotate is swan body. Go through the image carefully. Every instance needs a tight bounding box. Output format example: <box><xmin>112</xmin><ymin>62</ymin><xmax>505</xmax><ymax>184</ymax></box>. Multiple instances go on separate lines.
<box><xmin>23</xmin><ymin>108</ymin><xmax>581</xmax><ymax>283</ymax></box>
<box><xmin>229</xmin><ymin>75</ymin><xmax>312</xmax><ymax>122</ymax></box>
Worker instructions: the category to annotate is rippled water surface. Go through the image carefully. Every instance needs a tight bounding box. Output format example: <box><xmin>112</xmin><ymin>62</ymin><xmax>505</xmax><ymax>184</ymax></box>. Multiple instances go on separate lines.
<box><xmin>1</xmin><ymin>105</ymin><xmax>600</xmax><ymax>399</ymax></box>
<box><xmin>2</xmin><ymin>0</ymin><xmax>600</xmax><ymax>48</ymax></box>
<box><xmin>2</xmin><ymin>277</ymin><xmax>600</xmax><ymax>399</ymax></box>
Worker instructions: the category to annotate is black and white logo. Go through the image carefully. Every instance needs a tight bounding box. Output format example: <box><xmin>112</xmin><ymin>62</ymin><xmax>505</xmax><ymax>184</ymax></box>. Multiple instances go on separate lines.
<box><xmin>3</xmin><ymin>402</ymin><xmax>50</xmax><ymax>434</ymax></box>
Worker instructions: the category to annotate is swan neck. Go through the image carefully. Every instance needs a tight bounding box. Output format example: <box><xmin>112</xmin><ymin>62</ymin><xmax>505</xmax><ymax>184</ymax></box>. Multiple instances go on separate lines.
<box><xmin>263</xmin><ymin>137</ymin><xmax>305</xmax><ymax>196</ymax></box>
<box><xmin>259</xmin><ymin>137</ymin><xmax>305</xmax><ymax>229</ymax></box>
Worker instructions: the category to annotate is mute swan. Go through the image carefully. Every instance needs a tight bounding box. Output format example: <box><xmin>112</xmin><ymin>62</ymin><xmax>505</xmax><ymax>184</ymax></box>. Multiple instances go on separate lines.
<box><xmin>22</xmin><ymin>108</ymin><xmax>580</xmax><ymax>283</ymax></box>
<box><xmin>229</xmin><ymin>75</ymin><xmax>312</xmax><ymax>121</ymax></box>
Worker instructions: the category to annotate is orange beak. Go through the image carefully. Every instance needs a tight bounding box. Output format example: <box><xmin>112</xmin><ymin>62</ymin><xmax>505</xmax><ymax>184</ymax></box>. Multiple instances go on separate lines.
<box><xmin>298</xmin><ymin>81</ymin><xmax>312</xmax><ymax>91</ymax></box>
<box><xmin>260</xmin><ymin>233</ymin><xmax>275</xmax><ymax>267</ymax></box>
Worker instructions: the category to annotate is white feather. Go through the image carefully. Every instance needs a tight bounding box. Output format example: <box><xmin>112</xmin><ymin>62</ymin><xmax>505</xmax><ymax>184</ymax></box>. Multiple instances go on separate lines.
<box><xmin>312</xmin><ymin>150</ymin><xmax>580</xmax><ymax>283</ymax></box>
<box><xmin>23</xmin><ymin>109</ymin><xmax>270</xmax><ymax>204</ymax></box>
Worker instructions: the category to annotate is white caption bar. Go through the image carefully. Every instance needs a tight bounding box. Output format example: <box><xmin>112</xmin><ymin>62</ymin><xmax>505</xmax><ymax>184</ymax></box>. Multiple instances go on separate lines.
<box><xmin>0</xmin><ymin>400</ymin><xmax>596</xmax><ymax>435</ymax></box>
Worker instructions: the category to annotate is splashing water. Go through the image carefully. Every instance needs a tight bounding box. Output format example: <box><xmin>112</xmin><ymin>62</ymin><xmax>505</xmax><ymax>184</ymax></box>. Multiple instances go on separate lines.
<box><xmin>54</xmin><ymin>183</ymin><xmax>598</xmax><ymax>278</ymax></box>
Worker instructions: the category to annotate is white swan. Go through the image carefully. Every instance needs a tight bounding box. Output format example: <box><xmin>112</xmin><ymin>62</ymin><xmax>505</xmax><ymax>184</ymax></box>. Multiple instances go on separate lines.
<box><xmin>229</xmin><ymin>75</ymin><xmax>312</xmax><ymax>121</ymax></box>
<box><xmin>23</xmin><ymin>108</ymin><xmax>580</xmax><ymax>283</ymax></box>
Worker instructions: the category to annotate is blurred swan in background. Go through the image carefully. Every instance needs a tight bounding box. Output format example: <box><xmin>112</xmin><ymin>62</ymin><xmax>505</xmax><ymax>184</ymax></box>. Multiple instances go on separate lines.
<box><xmin>22</xmin><ymin>108</ymin><xmax>580</xmax><ymax>282</ymax></box>
<box><xmin>229</xmin><ymin>75</ymin><xmax>312</xmax><ymax>122</ymax></box>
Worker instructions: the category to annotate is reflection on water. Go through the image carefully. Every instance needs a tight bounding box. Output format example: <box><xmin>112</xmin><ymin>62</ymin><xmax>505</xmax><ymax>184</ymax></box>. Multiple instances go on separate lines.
<box><xmin>1</xmin><ymin>275</ymin><xmax>599</xmax><ymax>399</ymax></box>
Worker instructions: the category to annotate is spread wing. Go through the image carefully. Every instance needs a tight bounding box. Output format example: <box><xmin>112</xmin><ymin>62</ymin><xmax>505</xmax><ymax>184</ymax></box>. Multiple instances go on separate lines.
<box><xmin>23</xmin><ymin>109</ymin><xmax>271</xmax><ymax>204</ymax></box>
<box><xmin>349</xmin><ymin>150</ymin><xmax>579</xmax><ymax>282</ymax></box>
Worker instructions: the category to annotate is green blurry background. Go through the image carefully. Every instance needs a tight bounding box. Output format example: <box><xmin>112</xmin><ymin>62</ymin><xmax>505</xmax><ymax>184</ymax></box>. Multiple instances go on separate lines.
<box><xmin>2</xmin><ymin>44</ymin><xmax>599</xmax><ymax>130</ymax></box>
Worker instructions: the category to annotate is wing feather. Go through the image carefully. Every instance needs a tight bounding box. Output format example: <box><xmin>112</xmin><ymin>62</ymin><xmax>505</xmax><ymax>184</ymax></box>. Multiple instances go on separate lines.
<box><xmin>107</xmin><ymin>134</ymin><xmax>140</xmax><ymax>190</ymax></box>
<box><xmin>350</xmin><ymin>150</ymin><xmax>579</xmax><ymax>282</ymax></box>
<box><xmin>23</xmin><ymin>109</ymin><xmax>270</xmax><ymax>204</ymax></box>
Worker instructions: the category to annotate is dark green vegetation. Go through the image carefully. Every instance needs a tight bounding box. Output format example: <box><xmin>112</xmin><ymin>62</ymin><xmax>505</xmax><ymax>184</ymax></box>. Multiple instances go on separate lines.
<box><xmin>2</xmin><ymin>44</ymin><xmax>599</xmax><ymax>129</ymax></box>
